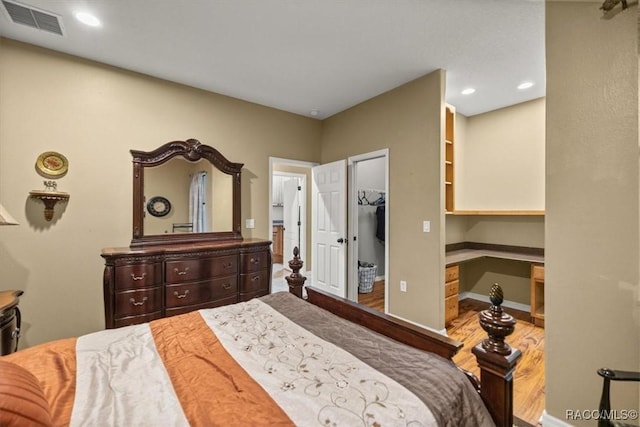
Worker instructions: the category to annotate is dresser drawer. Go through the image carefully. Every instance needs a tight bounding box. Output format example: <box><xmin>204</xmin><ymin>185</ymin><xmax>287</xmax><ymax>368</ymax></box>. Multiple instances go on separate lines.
<box><xmin>166</xmin><ymin>255</ymin><xmax>238</xmax><ymax>283</ymax></box>
<box><xmin>445</xmin><ymin>265</ymin><xmax>459</xmax><ymax>282</ymax></box>
<box><xmin>240</xmin><ymin>251</ymin><xmax>269</xmax><ymax>273</ymax></box>
<box><xmin>240</xmin><ymin>270</ymin><xmax>270</xmax><ymax>294</ymax></box>
<box><xmin>114</xmin><ymin>287</ymin><xmax>163</xmax><ymax>318</ymax></box>
<box><xmin>114</xmin><ymin>263</ymin><xmax>162</xmax><ymax>290</ymax></box>
<box><xmin>166</xmin><ymin>276</ymin><xmax>238</xmax><ymax>308</ymax></box>
<box><xmin>444</xmin><ymin>294</ymin><xmax>459</xmax><ymax>324</ymax></box>
<box><xmin>444</xmin><ymin>280</ymin><xmax>459</xmax><ymax>299</ymax></box>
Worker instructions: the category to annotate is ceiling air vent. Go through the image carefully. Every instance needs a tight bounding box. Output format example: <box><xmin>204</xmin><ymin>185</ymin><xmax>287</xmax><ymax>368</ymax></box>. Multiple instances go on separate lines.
<box><xmin>2</xmin><ymin>0</ymin><xmax>63</xmax><ymax>35</ymax></box>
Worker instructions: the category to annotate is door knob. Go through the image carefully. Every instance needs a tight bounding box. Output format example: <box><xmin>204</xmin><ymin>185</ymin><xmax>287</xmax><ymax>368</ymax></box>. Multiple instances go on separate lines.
<box><xmin>337</xmin><ymin>238</ymin><xmax>345</xmax><ymax>243</ymax></box>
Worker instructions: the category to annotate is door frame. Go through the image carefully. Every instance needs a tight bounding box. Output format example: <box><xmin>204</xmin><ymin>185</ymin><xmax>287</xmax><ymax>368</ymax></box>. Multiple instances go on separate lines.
<box><xmin>277</xmin><ymin>171</ymin><xmax>306</xmax><ymax>269</ymax></box>
<box><xmin>347</xmin><ymin>149</ymin><xmax>389</xmax><ymax>312</ymax></box>
<box><xmin>269</xmin><ymin>157</ymin><xmax>317</xmax><ymax>273</ymax></box>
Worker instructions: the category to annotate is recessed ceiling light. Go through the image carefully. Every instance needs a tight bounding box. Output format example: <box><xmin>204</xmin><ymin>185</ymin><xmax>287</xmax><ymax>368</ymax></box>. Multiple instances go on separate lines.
<box><xmin>461</xmin><ymin>88</ymin><xmax>476</xmax><ymax>95</ymax></box>
<box><xmin>517</xmin><ymin>82</ymin><xmax>534</xmax><ymax>90</ymax></box>
<box><xmin>310</xmin><ymin>109</ymin><xmax>319</xmax><ymax>117</ymax></box>
<box><xmin>75</xmin><ymin>12</ymin><xmax>100</xmax><ymax>27</ymax></box>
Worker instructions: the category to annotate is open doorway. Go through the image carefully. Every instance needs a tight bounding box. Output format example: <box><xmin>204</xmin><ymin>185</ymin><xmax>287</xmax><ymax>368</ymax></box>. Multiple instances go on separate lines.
<box><xmin>348</xmin><ymin>150</ymin><xmax>389</xmax><ymax>313</ymax></box>
<box><xmin>269</xmin><ymin>158</ymin><xmax>316</xmax><ymax>294</ymax></box>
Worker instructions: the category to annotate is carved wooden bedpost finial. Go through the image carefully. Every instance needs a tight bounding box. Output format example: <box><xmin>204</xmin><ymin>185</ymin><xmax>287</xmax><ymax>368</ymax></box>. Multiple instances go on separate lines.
<box><xmin>478</xmin><ymin>284</ymin><xmax>516</xmax><ymax>355</ymax></box>
<box><xmin>285</xmin><ymin>246</ymin><xmax>307</xmax><ymax>298</ymax></box>
<box><xmin>472</xmin><ymin>283</ymin><xmax>522</xmax><ymax>427</ymax></box>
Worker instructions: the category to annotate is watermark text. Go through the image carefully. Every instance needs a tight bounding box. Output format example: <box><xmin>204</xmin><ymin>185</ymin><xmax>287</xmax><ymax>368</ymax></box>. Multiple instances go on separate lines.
<box><xmin>566</xmin><ymin>409</ymin><xmax>638</xmax><ymax>421</ymax></box>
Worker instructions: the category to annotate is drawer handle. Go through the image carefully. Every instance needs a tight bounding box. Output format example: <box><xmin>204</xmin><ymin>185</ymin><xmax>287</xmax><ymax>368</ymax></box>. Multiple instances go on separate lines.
<box><xmin>173</xmin><ymin>290</ymin><xmax>190</xmax><ymax>299</ymax></box>
<box><xmin>174</xmin><ymin>267</ymin><xmax>189</xmax><ymax>276</ymax></box>
<box><xmin>251</xmin><ymin>275</ymin><xmax>261</xmax><ymax>282</ymax></box>
<box><xmin>131</xmin><ymin>272</ymin><xmax>147</xmax><ymax>281</ymax></box>
<box><xmin>129</xmin><ymin>297</ymin><xmax>148</xmax><ymax>306</ymax></box>
<box><xmin>222</xmin><ymin>283</ymin><xmax>232</xmax><ymax>290</ymax></box>
<box><xmin>223</xmin><ymin>262</ymin><xmax>232</xmax><ymax>269</ymax></box>
<box><xmin>250</xmin><ymin>257</ymin><xmax>260</xmax><ymax>265</ymax></box>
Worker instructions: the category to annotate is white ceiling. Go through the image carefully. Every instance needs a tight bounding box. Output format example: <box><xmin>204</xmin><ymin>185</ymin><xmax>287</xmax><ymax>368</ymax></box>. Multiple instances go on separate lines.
<box><xmin>0</xmin><ymin>0</ymin><xmax>546</xmax><ymax>119</ymax></box>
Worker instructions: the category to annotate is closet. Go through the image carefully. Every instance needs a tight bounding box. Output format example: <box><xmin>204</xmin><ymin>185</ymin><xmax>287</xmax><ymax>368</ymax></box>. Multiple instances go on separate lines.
<box><xmin>355</xmin><ymin>158</ymin><xmax>386</xmax><ymax>293</ymax></box>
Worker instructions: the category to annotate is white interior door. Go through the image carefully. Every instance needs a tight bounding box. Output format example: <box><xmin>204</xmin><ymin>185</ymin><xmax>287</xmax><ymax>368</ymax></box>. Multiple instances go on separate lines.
<box><xmin>282</xmin><ymin>178</ymin><xmax>300</xmax><ymax>267</ymax></box>
<box><xmin>312</xmin><ymin>160</ymin><xmax>347</xmax><ymax>297</ymax></box>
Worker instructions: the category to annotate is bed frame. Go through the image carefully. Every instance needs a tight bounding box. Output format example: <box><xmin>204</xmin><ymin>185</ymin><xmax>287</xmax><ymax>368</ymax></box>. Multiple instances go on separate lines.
<box><xmin>285</xmin><ymin>250</ymin><xmax>521</xmax><ymax>427</ymax></box>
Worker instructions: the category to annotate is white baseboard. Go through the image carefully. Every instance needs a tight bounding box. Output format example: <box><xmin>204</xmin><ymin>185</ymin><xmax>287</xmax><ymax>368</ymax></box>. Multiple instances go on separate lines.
<box><xmin>375</xmin><ymin>274</ymin><xmax>385</xmax><ymax>282</ymax></box>
<box><xmin>540</xmin><ymin>410</ymin><xmax>574</xmax><ymax>427</ymax></box>
<box><xmin>459</xmin><ymin>291</ymin><xmax>530</xmax><ymax>313</ymax></box>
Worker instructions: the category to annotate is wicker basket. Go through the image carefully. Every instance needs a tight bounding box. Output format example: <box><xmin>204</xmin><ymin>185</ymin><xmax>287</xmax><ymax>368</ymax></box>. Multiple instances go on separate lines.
<box><xmin>358</xmin><ymin>264</ymin><xmax>377</xmax><ymax>293</ymax></box>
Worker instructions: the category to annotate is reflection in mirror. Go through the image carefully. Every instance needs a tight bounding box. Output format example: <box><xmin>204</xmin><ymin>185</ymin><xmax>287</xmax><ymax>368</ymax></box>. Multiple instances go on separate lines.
<box><xmin>144</xmin><ymin>158</ymin><xmax>233</xmax><ymax>235</ymax></box>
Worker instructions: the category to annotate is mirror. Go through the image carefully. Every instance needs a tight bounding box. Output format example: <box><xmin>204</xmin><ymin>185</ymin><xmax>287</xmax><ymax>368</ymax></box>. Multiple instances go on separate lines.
<box><xmin>130</xmin><ymin>139</ymin><xmax>243</xmax><ymax>247</ymax></box>
<box><xmin>143</xmin><ymin>159</ymin><xmax>234</xmax><ymax>234</ymax></box>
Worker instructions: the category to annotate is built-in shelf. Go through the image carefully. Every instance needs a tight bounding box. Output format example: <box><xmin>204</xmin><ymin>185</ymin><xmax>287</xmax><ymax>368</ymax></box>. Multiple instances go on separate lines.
<box><xmin>444</xmin><ymin>105</ymin><xmax>455</xmax><ymax>213</ymax></box>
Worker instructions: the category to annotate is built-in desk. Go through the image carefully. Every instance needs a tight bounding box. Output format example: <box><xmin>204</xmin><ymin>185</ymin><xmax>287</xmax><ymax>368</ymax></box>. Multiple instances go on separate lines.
<box><xmin>444</xmin><ymin>242</ymin><xmax>545</xmax><ymax>327</ymax></box>
<box><xmin>446</xmin><ymin>248</ymin><xmax>544</xmax><ymax>266</ymax></box>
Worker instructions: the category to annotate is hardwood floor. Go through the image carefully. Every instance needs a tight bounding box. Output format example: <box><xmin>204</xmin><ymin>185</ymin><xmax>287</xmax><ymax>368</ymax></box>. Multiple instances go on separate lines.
<box><xmin>357</xmin><ymin>280</ymin><xmax>385</xmax><ymax>311</ymax></box>
<box><xmin>448</xmin><ymin>299</ymin><xmax>545</xmax><ymax>427</ymax></box>
<box><xmin>358</xmin><ymin>289</ymin><xmax>544</xmax><ymax>426</ymax></box>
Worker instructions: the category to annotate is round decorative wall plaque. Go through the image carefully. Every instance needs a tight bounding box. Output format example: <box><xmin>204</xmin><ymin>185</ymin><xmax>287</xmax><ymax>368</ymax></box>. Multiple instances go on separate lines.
<box><xmin>146</xmin><ymin>196</ymin><xmax>171</xmax><ymax>217</ymax></box>
<box><xmin>35</xmin><ymin>151</ymin><xmax>69</xmax><ymax>178</ymax></box>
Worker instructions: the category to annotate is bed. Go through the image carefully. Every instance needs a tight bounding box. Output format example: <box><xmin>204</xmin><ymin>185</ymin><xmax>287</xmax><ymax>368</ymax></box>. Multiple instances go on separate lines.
<box><xmin>0</xmin><ymin>285</ymin><xmax>519</xmax><ymax>427</ymax></box>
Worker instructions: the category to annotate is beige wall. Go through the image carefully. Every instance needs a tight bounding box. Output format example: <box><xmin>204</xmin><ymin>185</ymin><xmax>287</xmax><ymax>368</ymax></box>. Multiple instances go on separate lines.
<box><xmin>445</xmin><ymin>214</ymin><xmax>468</xmax><ymax>244</ymax></box>
<box><xmin>0</xmin><ymin>39</ymin><xmax>321</xmax><ymax>346</ymax></box>
<box><xmin>456</xmin><ymin>98</ymin><xmax>546</xmax><ymax>211</ymax></box>
<box><xmin>144</xmin><ymin>158</ymin><xmax>192</xmax><ymax>235</ymax></box>
<box><xmin>463</xmin><ymin>215</ymin><xmax>545</xmax><ymax>248</ymax></box>
<box><xmin>460</xmin><ymin>259</ymin><xmax>531</xmax><ymax>305</ymax></box>
<box><xmin>546</xmin><ymin>2</ymin><xmax>639</xmax><ymax>424</ymax></box>
<box><xmin>446</xmin><ymin>215</ymin><xmax>545</xmax><ymax>248</ymax></box>
<box><xmin>321</xmin><ymin>71</ymin><xmax>446</xmax><ymax>328</ymax></box>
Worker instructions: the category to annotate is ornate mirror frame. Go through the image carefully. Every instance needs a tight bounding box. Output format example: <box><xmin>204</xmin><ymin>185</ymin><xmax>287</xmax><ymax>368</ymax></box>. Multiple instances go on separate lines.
<box><xmin>130</xmin><ymin>139</ymin><xmax>243</xmax><ymax>248</ymax></box>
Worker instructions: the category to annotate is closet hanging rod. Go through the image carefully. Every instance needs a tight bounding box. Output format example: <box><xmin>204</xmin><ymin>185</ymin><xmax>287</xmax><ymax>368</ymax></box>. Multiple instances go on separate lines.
<box><xmin>357</xmin><ymin>189</ymin><xmax>386</xmax><ymax>206</ymax></box>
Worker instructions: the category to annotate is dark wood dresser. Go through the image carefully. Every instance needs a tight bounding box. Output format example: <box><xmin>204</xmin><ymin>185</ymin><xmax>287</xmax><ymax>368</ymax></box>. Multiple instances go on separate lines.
<box><xmin>0</xmin><ymin>290</ymin><xmax>23</xmax><ymax>355</ymax></box>
<box><xmin>102</xmin><ymin>239</ymin><xmax>272</xmax><ymax>329</ymax></box>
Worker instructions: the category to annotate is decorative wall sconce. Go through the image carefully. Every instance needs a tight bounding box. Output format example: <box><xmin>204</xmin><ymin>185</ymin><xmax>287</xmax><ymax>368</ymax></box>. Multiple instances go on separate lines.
<box><xmin>29</xmin><ymin>181</ymin><xmax>69</xmax><ymax>221</ymax></box>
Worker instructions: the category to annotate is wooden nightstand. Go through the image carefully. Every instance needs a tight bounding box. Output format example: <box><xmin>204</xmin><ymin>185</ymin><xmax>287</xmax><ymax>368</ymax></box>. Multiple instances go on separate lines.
<box><xmin>0</xmin><ymin>290</ymin><xmax>23</xmax><ymax>355</ymax></box>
